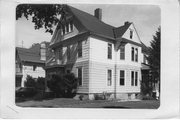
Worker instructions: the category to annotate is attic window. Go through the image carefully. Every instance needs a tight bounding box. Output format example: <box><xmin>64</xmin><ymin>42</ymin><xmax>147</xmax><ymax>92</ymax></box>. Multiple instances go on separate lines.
<box><xmin>130</xmin><ymin>30</ymin><xmax>133</xmax><ymax>39</ymax></box>
<box><xmin>61</xmin><ymin>21</ymin><xmax>74</xmax><ymax>35</ymax></box>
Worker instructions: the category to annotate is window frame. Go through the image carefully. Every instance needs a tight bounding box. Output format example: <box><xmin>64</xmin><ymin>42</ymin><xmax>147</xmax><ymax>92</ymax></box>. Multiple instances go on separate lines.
<box><xmin>120</xmin><ymin>45</ymin><xmax>125</xmax><ymax>60</ymax></box>
<box><xmin>107</xmin><ymin>43</ymin><xmax>112</xmax><ymax>59</ymax></box>
<box><xmin>119</xmin><ymin>70</ymin><xmax>125</xmax><ymax>86</ymax></box>
<box><xmin>130</xmin><ymin>30</ymin><xmax>133</xmax><ymax>39</ymax></box>
<box><xmin>77</xmin><ymin>41</ymin><xmax>82</xmax><ymax>58</ymax></box>
<box><xmin>77</xmin><ymin>67</ymin><xmax>83</xmax><ymax>86</ymax></box>
<box><xmin>135</xmin><ymin>71</ymin><xmax>138</xmax><ymax>86</ymax></box>
<box><xmin>131</xmin><ymin>71</ymin><xmax>134</xmax><ymax>86</ymax></box>
<box><xmin>107</xmin><ymin>69</ymin><xmax>112</xmax><ymax>86</ymax></box>
<box><xmin>135</xmin><ymin>48</ymin><xmax>138</xmax><ymax>62</ymax></box>
<box><xmin>131</xmin><ymin>47</ymin><xmax>134</xmax><ymax>61</ymax></box>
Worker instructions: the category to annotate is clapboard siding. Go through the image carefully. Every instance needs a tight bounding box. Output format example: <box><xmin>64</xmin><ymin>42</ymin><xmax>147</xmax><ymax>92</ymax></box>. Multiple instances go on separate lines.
<box><xmin>89</xmin><ymin>61</ymin><xmax>115</xmax><ymax>93</ymax></box>
<box><xmin>67</xmin><ymin>61</ymin><xmax>89</xmax><ymax>93</ymax></box>
<box><xmin>115</xmin><ymin>65</ymin><xmax>141</xmax><ymax>93</ymax></box>
<box><xmin>89</xmin><ymin>61</ymin><xmax>141</xmax><ymax>93</ymax></box>
<box><xmin>55</xmin><ymin>38</ymin><xmax>90</xmax><ymax>65</ymax></box>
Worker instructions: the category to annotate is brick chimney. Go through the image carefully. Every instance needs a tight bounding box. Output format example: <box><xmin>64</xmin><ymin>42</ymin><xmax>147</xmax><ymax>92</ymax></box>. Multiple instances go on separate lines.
<box><xmin>124</xmin><ymin>21</ymin><xmax>130</xmax><ymax>25</ymax></box>
<box><xmin>40</xmin><ymin>42</ymin><xmax>46</xmax><ymax>61</ymax></box>
<box><xmin>94</xmin><ymin>8</ymin><xmax>102</xmax><ymax>20</ymax></box>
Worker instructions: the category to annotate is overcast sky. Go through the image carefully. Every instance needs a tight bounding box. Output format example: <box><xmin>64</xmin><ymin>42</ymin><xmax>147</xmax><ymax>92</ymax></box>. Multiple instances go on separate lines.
<box><xmin>16</xmin><ymin>4</ymin><xmax>160</xmax><ymax>48</ymax></box>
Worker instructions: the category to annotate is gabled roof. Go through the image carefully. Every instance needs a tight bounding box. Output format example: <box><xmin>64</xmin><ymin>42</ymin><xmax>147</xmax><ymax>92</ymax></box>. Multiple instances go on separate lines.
<box><xmin>67</xmin><ymin>5</ymin><xmax>115</xmax><ymax>39</ymax></box>
<box><xmin>16</xmin><ymin>47</ymin><xmax>45</xmax><ymax>64</ymax></box>
<box><xmin>51</xmin><ymin>5</ymin><xmax>143</xmax><ymax>47</ymax></box>
<box><xmin>16</xmin><ymin>42</ymin><xmax>51</xmax><ymax>64</ymax></box>
<box><xmin>113</xmin><ymin>22</ymin><xmax>131</xmax><ymax>38</ymax></box>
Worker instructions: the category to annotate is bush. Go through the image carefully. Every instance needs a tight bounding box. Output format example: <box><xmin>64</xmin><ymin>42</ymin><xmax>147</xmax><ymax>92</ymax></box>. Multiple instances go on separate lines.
<box><xmin>24</xmin><ymin>75</ymin><xmax>36</xmax><ymax>88</ymax></box>
<box><xmin>140</xmin><ymin>82</ymin><xmax>153</xmax><ymax>96</ymax></box>
<box><xmin>47</xmin><ymin>73</ymin><xmax>78</xmax><ymax>98</ymax></box>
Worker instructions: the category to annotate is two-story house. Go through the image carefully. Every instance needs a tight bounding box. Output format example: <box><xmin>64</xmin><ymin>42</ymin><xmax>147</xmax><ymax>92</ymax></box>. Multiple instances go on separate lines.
<box><xmin>16</xmin><ymin>42</ymin><xmax>51</xmax><ymax>89</ymax></box>
<box><xmin>46</xmin><ymin>5</ymin><xmax>146</xmax><ymax>100</ymax></box>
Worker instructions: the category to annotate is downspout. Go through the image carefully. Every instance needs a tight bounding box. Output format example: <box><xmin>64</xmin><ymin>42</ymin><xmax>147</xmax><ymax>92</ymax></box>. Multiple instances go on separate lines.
<box><xmin>114</xmin><ymin>52</ymin><xmax>117</xmax><ymax>99</ymax></box>
<box><xmin>113</xmin><ymin>28</ymin><xmax>117</xmax><ymax>99</ymax></box>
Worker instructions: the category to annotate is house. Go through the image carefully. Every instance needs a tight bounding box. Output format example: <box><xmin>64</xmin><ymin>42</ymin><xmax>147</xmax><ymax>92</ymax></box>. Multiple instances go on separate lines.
<box><xmin>46</xmin><ymin>5</ymin><xmax>146</xmax><ymax>100</ymax></box>
<box><xmin>16</xmin><ymin>42</ymin><xmax>51</xmax><ymax>89</ymax></box>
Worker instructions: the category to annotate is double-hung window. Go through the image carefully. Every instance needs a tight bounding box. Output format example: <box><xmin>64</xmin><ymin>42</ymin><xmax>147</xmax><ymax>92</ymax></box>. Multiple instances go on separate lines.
<box><xmin>120</xmin><ymin>70</ymin><xmax>125</xmax><ymax>85</ymax></box>
<box><xmin>131</xmin><ymin>47</ymin><xmax>134</xmax><ymax>61</ymax></box>
<box><xmin>77</xmin><ymin>67</ymin><xmax>83</xmax><ymax>86</ymax></box>
<box><xmin>135</xmin><ymin>48</ymin><xmax>138</xmax><ymax>62</ymax></box>
<box><xmin>120</xmin><ymin>45</ymin><xmax>125</xmax><ymax>60</ymax></box>
<box><xmin>131</xmin><ymin>71</ymin><xmax>134</xmax><ymax>86</ymax></box>
<box><xmin>107</xmin><ymin>69</ymin><xmax>112</xmax><ymax>86</ymax></box>
<box><xmin>135</xmin><ymin>71</ymin><xmax>138</xmax><ymax>86</ymax></box>
<box><xmin>131</xmin><ymin>71</ymin><xmax>138</xmax><ymax>86</ymax></box>
<box><xmin>107</xmin><ymin>43</ymin><xmax>112</xmax><ymax>59</ymax></box>
<box><xmin>78</xmin><ymin>41</ymin><xmax>82</xmax><ymax>58</ymax></box>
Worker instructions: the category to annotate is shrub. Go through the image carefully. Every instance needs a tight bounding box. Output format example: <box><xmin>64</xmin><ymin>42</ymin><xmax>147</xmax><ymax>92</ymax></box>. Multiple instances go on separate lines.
<box><xmin>24</xmin><ymin>75</ymin><xmax>36</xmax><ymax>88</ymax></box>
<box><xmin>47</xmin><ymin>73</ymin><xmax>78</xmax><ymax>98</ymax></box>
<box><xmin>140</xmin><ymin>82</ymin><xmax>153</xmax><ymax>96</ymax></box>
<box><xmin>35</xmin><ymin>77</ymin><xmax>45</xmax><ymax>90</ymax></box>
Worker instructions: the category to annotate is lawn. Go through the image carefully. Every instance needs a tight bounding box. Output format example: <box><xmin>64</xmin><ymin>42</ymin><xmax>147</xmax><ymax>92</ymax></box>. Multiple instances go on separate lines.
<box><xmin>16</xmin><ymin>98</ymin><xmax>160</xmax><ymax>109</ymax></box>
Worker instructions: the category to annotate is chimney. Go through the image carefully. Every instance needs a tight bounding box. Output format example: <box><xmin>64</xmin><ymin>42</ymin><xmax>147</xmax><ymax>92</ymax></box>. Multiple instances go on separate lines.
<box><xmin>124</xmin><ymin>21</ymin><xmax>130</xmax><ymax>26</ymax></box>
<box><xmin>94</xmin><ymin>8</ymin><xmax>102</xmax><ymax>20</ymax></box>
<box><xmin>40</xmin><ymin>42</ymin><xmax>46</xmax><ymax>61</ymax></box>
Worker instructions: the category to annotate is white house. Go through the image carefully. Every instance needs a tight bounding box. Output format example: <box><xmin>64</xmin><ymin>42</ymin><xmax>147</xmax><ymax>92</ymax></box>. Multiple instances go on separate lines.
<box><xmin>46</xmin><ymin>5</ymin><xmax>147</xmax><ymax>100</ymax></box>
<box><xmin>16</xmin><ymin>42</ymin><xmax>51</xmax><ymax>88</ymax></box>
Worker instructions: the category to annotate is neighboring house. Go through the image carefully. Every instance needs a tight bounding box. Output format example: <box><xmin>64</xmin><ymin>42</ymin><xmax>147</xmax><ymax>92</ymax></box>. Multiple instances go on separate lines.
<box><xmin>15</xmin><ymin>42</ymin><xmax>51</xmax><ymax>88</ymax></box>
<box><xmin>141</xmin><ymin>43</ymin><xmax>160</xmax><ymax>99</ymax></box>
<box><xmin>46</xmin><ymin>5</ymin><xmax>146</xmax><ymax>100</ymax></box>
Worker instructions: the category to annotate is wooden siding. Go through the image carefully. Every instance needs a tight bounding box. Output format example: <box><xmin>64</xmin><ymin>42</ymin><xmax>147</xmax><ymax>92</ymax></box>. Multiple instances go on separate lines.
<box><xmin>89</xmin><ymin>36</ymin><xmax>141</xmax><ymax>94</ymax></box>
<box><xmin>89</xmin><ymin>61</ymin><xmax>141</xmax><ymax>93</ymax></box>
<box><xmin>66</xmin><ymin>61</ymin><xmax>89</xmax><ymax>93</ymax></box>
<box><xmin>122</xmin><ymin>24</ymin><xmax>141</xmax><ymax>44</ymax></box>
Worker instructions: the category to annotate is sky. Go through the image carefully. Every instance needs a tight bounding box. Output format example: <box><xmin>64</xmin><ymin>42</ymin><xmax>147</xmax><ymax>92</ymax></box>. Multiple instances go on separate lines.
<box><xmin>16</xmin><ymin>4</ymin><xmax>160</xmax><ymax>48</ymax></box>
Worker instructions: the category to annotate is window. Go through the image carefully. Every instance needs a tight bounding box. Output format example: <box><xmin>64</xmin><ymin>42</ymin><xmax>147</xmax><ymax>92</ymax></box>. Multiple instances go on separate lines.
<box><xmin>66</xmin><ymin>23</ymin><xmax>69</xmax><ymax>33</ymax></box>
<box><xmin>120</xmin><ymin>45</ymin><xmax>125</xmax><ymax>60</ymax></box>
<box><xmin>107</xmin><ymin>69</ymin><xmax>112</xmax><ymax>86</ymax></box>
<box><xmin>108</xmin><ymin>43</ymin><xmax>112</xmax><ymax>59</ymax></box>
<box><xmin>67</xmin><ymin>46</ymin><xmax>70</xmax><ymax>60</ymax></box>
<box><xmin>70</xmin><ymin>21</ymin><xmax>73</xmax><ymax>31</ymax></box>
<box><xmin>120</xmin><ymin>70</ymin><xmax>125</xmax><ymax>85</ymax></box>
<box><xmin>135</xmin><ymin>48</ymin><xmax>138</xmax><ymax>62</ymax></box>
<box><xmin>135</xmin><ymin>71</ymin><xmax>138</xmax><ymax>86</ymax></box>
<box><xmin>78</xmin><ymin>41</ymin><xmax>82</xmax><ymax>58</ymax></box>
<box><xmin>130</xmin><ymin>30</ymin><xmax>133</xmax><ymax>39</ymax></box>
<box><xmin>131</xmin><ymin>47</ymin><xmax>134</xmax><ymax>61</ymax></box>
<box><xmin>33</xmin><ymin>65</ymin><xmax>36</xmax><ymax>71</ymax></box>
<box><xmin>77</xmin><ymin>67</ymin><xmax>83</xmax><ymax>86</ymax></box>
<box><xmin>131</xmin><ymin>71</ymin><xmax>134</xmax><ymax>86</ymax></box>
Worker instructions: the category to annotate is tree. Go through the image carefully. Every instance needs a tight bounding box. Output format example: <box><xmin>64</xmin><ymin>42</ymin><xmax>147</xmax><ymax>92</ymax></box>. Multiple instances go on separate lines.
<box><xmin>147</xmin><ymin>27</ymin><xmax>161</xmax><ymax>95</ymax></box>
<box><xmin>16</xmin><ymin>4</ymin><xmax>66</xmax><ymax>34</ymax></box>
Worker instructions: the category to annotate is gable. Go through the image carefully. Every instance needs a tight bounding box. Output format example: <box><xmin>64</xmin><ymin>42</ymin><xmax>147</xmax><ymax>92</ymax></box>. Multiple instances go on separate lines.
<box><xmin>121</xmin><ymin>24</ymin><xmax>141</xmax><ymax>44</ymax></box>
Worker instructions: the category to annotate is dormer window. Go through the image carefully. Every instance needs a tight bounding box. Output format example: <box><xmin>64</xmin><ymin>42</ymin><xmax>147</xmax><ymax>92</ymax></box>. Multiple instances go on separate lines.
<box><xmin>130</xmin><ymin>30</ymin><xmax>133</xmax><ymax>39</ymax></box>
<box><xmin>61</xmin><ymin>20</ymin><xmax>74</xmax><ymax>35</ymax></box>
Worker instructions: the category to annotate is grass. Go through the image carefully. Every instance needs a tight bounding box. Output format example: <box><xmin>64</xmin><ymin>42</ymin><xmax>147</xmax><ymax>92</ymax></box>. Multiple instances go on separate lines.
<box><xmin>16</xmin><ymin>98</ymin><xmax>160</xmax><ymax>109</ymax></box>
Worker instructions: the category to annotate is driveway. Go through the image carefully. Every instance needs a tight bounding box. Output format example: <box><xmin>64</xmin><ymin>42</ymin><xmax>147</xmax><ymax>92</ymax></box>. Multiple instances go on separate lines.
<box><xmin>16</xmin><ymin>98</ymin><xmax>160</xmax><ymax>109</ymax></box>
